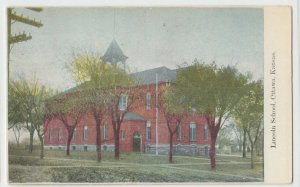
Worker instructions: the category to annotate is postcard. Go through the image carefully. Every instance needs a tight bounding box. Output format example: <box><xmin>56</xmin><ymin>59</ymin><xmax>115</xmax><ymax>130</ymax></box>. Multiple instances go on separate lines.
<box><xmin>5</xmin><ymin>5</ymin><xmax>293</xmax><ymax>185</ymax></box>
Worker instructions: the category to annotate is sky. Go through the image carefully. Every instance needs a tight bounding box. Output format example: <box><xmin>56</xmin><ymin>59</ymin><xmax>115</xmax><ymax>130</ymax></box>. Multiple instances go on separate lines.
<box><xmin>10</xmin><ymin>7</ymin><xmax>264</xmax><ymax>91</ymax></box>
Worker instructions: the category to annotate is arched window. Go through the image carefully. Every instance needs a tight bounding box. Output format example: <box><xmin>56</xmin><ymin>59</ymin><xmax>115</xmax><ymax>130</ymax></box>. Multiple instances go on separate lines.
<box><xmin>204</xmin><ymin>124</ymin><xmax>208</xmax><ymax>141</ymax></box>
<box><xmin>103</xmin><ymin>123</ymin><xmax>108</xmax><ymax>140</ymax></box>
<box><xmin>83</xmin><ymin>125</ymin><xmax>88</xmax><ymax>140</ymax></box>
<box><xmin>146</xmin><ymin>121</ymin><xmax>151</xmax><ymax>140</ymax></box>
<box><xmin>146</xmin><ymin>92</ymin><xmax>151</xmax><ymax>109</ymax></box>
<box><xmin>190</xmin><ymin>122</ymin><xmax>196</xmax><ymax>141</ymax></box>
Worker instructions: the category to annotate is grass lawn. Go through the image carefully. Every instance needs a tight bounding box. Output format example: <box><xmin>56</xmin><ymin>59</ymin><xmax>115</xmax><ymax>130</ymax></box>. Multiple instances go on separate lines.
<box><xmin>9</xmin><ymin>147</ymin><xmax>264</xmax><ymax>183</ymax></box>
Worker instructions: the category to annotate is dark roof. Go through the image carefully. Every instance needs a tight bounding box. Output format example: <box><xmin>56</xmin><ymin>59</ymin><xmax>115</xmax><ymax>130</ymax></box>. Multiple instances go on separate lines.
<box><xmin>102</xmin><ymin>39</ymin><xmax>128</xmax><ymax>64</ymax></box>
<box><xmin>124</xmin><ymin>112</ymin><xmax>145</xmax><ymax>121</ymax></box>
<box><xmin>49</xmin><ymin>66</ymin><xmax>178</xmax><ymax>100</ymax></box>
<box><xmin>132</xmin><ymin>66</ymin><xmax>177</xmax><ymax>85</ymax></box>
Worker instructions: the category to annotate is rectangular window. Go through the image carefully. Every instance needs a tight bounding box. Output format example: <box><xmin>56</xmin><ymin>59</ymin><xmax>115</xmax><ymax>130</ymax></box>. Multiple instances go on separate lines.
<box><xmin>146</xmin><ymin>121</ymin><xmax>151</xmax><ymax>140</ymax></box>
<box><xmin>72</xmin><ymin>128</ymin><xmax>76</xmax><ymax>140</ymax></box>
<box><xmin>190</xmin><ymin>122</ymin><xmax>196</xmax><ymax>141</ymax></box>
<box><xmin>204</xmin><ymin>124</ymin><xmax>208</xmax><ymax>141</ymax></box>
<box><xmin>177</xmin><ymin>122</ymin><xmax>181</xmax><ymax>140</ymax></box>
<box><xmin>83</xmin><ymin>125</ymin><xmax>88</xmax><ymax>140</ymax></box>
<box><xmin>118</xmin><ymin>94</ymin><xmax>128</xmax><ymax>110</ymax></box>
<box><xmin>146</xmin><ymin>92</ymin><xmax>151</xmax><ymax>109</ymax></box>
<box><xmin>49</xmin><ymin>128</ymin><xmax>53</xmax><ymax>140</ymax></box>
<box><xmin>104</xmin><ymin>124</ymin><xmax>108</xmax><ymax>140</ymax></box>
<box><xmin>120</xmin><ymin>130</ymin><xmax>125</xmax><ymax>140</ymax></box>
<box><xmin>58</xmin><ymin>128</ymin><xmax>62</xmax><ymax>140</ymax></box>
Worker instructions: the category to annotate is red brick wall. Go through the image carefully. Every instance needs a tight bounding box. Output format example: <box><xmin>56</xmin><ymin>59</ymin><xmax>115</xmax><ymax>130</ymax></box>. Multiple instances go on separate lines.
<box><xmin>44</xmin><ymin>82</ymin><xmax>211</xmax><ymax>151</ymax></box>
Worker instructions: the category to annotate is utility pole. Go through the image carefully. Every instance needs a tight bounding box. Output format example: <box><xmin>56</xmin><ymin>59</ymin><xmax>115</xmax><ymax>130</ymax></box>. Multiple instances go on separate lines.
<box><xmin>7</xmin><ymin>7</ymin><xmax>43</xmax><ymax>78</ymax></box>
<box><xmin>155</xmin><ymin>73</ymin><xmax>159</xmax><ymax>155</ymax></box>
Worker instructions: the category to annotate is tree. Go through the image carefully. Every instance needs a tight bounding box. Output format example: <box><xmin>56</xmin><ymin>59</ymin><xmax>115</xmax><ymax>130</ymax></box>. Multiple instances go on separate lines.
<box><xmin>45</xmin><ymin>92</ymin><xmax>86</xmax><ymax>156</ymax></box>
<box><xmin>70</xmin><ymin>53</ymin><xmax>109</xmax><ymax>161</ymax></box>
<box><xmin>234</xmin><ymin>80</ymin><xmax>263</xmax><ymax>168</ymax></box>
<box><xmin>31</xmin><ymin>86</ymin><xmax>54</xmax><ymax>159</ymax></box>
<box><xmin>175</xmin><ymin>61</ymin><xmax>249</xmax><ymax>169</ymax></box>
<box><xmin>233</xmin><ymin>119</ymin><xmax>248</xmax><ymax>158</ymax></box>
<box><xmin>8</xmin><ymin>78</ymin><xmax>53</xmax><ymax>156</ymax></box>
<box><xmin>11</xmin><ymin>125</ymin><xmax>23</xmax><ymax>146</ymax></box>
<box><xmin>69</xmin><ymin>52</ymin><xmax>139</xmax><ymax>160</ymax></box>
<box><xmin>106</xmin><ymin>82</ymin><xmax>139</xmax><ymax>160</ymax></box>
<box><xmin>160</xmin><ymin>85</ymin><xmax>188</xmax><ymax>163</ymax></box>
<box><xmin>9</xmin><ymin>79</ymin><xmax>37</xmax><ymax>153</ymax></box>
<box><xmin>231</xmin><ymin>122</ymin><xmax>245</xmax><ymax>154</ymax></box>
<box><xmin>216</xmin><ymin>123</ymin><xmax>236</xmax><ymax>152</ymax></box>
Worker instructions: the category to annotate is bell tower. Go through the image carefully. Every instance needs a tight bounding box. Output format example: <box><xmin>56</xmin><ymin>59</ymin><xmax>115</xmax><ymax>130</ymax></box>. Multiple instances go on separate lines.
<box><xmin>102</xmin><ymin>38</ymin><xmax>128</xmax><ymax>68</ymax></box>
<box><xmin>102</xmin><ymin>9</ymin><xmax>128</xmax><ymax>68</ymax></box>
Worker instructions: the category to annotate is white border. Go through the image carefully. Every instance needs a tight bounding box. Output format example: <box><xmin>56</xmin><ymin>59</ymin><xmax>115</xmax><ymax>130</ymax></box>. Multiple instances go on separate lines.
<box><xmin>0</xmin><ymin>0</ymin><xmax>298</xmax><ymax>187</ymax></box>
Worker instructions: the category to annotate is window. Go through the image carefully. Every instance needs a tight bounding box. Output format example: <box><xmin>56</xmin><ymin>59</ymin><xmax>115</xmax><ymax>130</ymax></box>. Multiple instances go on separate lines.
<box><xmin>204</xmin><ymin>124</ymin><xmax>208</xmax><ymax>141</ymax></box>
<box><xmin>146</xmin><ymin>92</ymin><xmax>151</xmax><ymax>109</ymax></box>
<box><xmin>190</xmin><ymin>122</ymin><xmax>196</xmax><ymax>141</ymax></box>
<box><xmin>104</xmin><ymin>123</ymin><xmax>108</xmax><ymax>140</ymax></box>
<box><xmin>83</xmin><ymin>125</ymin><xmax>88</xmax><ymax>140</ymax></box>
<box><xmin>72</xmin><ymin>128</ymin><xmax>76</xmax><ymax>140</ymax></box>
<box><xmin>58</xmin><ymin>128</ymin><xmax>62</xmax><ymax>140</ymax></box>
<box><xmin>146</xmin><ymin>121</ymin><xmax>151</xmax><ymax>140</ymax></box>
<box><xmin>177</xmin><ymin>122</ymin><xmax>181</xmax><ymax>140</ymax></box>
<box><xmin>118</xmin><ymin>94</ymin><xmax>128</xmax><ymax>110</ymax></box>
<box><xmin>49</xmin><ymin>128</ymin><xmax>53</xmax><ymax>140</ymax></box>
<box><xmin>121</xmin><ymin>130</ymin><xmax>125</xmax><ymax>140</ymax></box>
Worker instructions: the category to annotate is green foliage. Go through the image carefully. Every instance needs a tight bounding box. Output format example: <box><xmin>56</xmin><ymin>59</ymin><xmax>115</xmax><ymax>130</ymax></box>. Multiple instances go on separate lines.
<box><xmin>161</xmin><ymin>85</ymin><xmax>189</xmax><ymax>116</ymax></box>
<box><xmin>66</xmin><ymin>51</ymin><xmax>139</xmax><ymax>115</ymax></box>
<box><xmin>8</xmin><ymin>78</ymin><xmax>54</xmax><ymax>130</ymax></box>
<box><xmin>176</xmin><ymin>62</ymin><xmax>249</xmax><ymax>118</ymax></box>
<box><xmin>71</xmin><ymin>52</ymin><xmax>136</xmax><ymax>89</ymax></box>
<box><xmin>233</xmin><ymin>80</ymin><xmax>263</xmax><ymax>136</ymax></box>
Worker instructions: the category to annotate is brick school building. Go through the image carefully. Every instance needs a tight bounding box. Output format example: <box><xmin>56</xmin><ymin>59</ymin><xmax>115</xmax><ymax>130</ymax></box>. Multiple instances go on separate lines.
<box><xmin>44</xmin><ymin>40</ymin><xmax>211</xmax><ymax>156</ymax></box>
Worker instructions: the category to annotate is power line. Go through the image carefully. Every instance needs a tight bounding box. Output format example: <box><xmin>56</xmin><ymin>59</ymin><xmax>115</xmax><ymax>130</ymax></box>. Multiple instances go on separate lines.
<box><xmin>8</xmin><ymin>7</ymin><xmax>43</xmax><ymax>78</ymax></box>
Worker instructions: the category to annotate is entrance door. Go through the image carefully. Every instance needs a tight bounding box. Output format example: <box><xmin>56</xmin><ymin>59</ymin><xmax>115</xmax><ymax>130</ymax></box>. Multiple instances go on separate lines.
<box><xmin>133</xmin><ymin>132</ymin><xmax>141</xmax><ymax>152</ymax></box>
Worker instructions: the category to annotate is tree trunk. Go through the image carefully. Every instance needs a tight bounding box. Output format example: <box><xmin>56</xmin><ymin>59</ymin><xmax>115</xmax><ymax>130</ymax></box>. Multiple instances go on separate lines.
<box><xmin>29</xmin><ymin>130</ymin><xmax>34</xmax><ymax>153</ymax></box>
<box><xmin>96</xmin><ymin>123</ymin><xmax>102</xmax><ymax>162</ymax></box>
<box><xmin>114</xmin><ymin>133</ymin><xmax>120</xmax><ymax>160</ymax></box>
<box><xmin>39</xmin><ymin>136</ymin><xmax>44</xmax><ymax>159</ymax></box>
<box><xmin>242</xmin><ymin>129</ymin><xmax>247</xmax><ymax>158</ymax></box>
<box><xmin>250</xmin><ymin>144</ymin><xmax>255</xmax><ymax>169</ymax></box>
<box><xmin>209</xmin><ymin>139</ymin><xmax>216</xmax><ymax>169</ymax></box>
<box><xmin>169</xmin><ymin>133</ymin><xmax>173</xmax><ymax>163</ymax></box>
<box><xmin>66</xmin><ymin>137</ymin><xmax>71</xmax><ymax>156</ymax></box>
<box><xmin>66</xmin><ymin>130</ymin><xmax>73</xmax><ymax>156</ymax></box>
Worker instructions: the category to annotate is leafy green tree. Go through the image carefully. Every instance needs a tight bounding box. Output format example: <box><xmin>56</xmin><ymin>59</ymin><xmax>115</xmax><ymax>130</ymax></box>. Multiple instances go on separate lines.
<box><xmin>8</xmin><ymin>78</ymin><xmax>53</xmax><ymax>157</ymax></box>
<box><xmin>70</xmin><ymin>53</ymin><xmax>109</xmax><ymax>161</ymax></box>
<box><xmin>31</xmin><ymin>85</ymin><xmax>54</xmax><ymax>159</ymax></box>
<box><xmin>9</xmin><ymin>79</ymin><xmax>37</xmax><ymax>153</ymax></box>
<box><xmin>70</xmin><ymin>52</ymin><xmax>138</xmax><ymax>160</ymax></box>
<box><xmin>175</xmin><ymin>62</ymin><xmax>249</xmax><ymax>169</ymax></box>
<box><xmin>45</xmin><ymin>92</ymin><xmax>86</xmax><ymax>156</ymax></box>
<box><xmin>160</xmin><ymin>85</ymin><xmax>189</xmax><ymax>163</ymax></box>
<box><xmin>234</xmin><ymin>80</ymin><xmax>263</xmax><ymax>168</ymax></box>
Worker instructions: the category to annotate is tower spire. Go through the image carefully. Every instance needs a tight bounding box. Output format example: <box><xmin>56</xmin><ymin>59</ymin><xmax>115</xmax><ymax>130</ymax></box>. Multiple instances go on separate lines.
<box><xmin>102</xmin><ymin>9</ymin><xmax>128</xmax><ymax>68</ymax></box>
